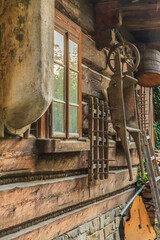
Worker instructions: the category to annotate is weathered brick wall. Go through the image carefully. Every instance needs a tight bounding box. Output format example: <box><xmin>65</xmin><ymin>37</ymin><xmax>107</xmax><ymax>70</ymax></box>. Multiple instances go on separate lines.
<box><xmin>53</xmin><ymin>204</ymin><xmax>129</xmax><ymax>240</ymax></box>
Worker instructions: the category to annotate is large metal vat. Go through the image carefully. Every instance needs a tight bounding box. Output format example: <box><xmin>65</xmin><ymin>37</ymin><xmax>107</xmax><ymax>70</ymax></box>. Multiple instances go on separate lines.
<box><xmin>137</xmin><ymin>49</ymin><xmax>160</xmax><ymax>87</ymax></box>
<box><xmin>0</xmin><ymin>0</ymin><xmax>54</xmax><ymax>136</ymax></box>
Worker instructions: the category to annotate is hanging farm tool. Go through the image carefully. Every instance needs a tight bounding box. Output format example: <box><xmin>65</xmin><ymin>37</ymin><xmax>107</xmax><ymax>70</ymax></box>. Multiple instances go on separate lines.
<box><xmin>108</xmin><ymin>41</ymin><xmax>144</xmax><ymax>180</ymax></box>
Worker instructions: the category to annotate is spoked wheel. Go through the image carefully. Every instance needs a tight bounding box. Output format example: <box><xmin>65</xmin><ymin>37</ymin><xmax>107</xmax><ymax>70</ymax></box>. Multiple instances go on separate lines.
<box><xmin>108</xmin><ymin>41</ymin><xmax>140</xmax><ymax>75</ymax></box>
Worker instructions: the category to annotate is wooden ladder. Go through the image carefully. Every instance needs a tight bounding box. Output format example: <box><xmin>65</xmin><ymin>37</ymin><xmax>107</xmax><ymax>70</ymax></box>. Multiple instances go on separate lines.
<box><xmin>142</xmin><ymin>130</ymin><xmax>160</xmax><ymax>225</ymax></box>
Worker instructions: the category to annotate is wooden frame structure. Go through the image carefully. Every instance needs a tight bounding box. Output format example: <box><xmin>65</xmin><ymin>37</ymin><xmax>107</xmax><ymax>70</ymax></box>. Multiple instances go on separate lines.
<box><xmin>88</xmin><ymin>97</ymin><xmax>115</xmax><ymax>182</ymax></box>
<box><xmin>136</xmin><ymin>87</ymin><xmax>149</xmax><ymax>131</ymax></box>
<box><xmin>108</xmin><ymin>51</ymin><xmax>144</xmax><ymax>181</ymax></box>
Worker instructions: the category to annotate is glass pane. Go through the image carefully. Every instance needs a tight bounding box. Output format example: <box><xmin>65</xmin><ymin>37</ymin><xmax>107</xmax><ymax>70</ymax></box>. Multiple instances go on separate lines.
<box><xmin>54</xmin><ymin>30</ymin><xmax>64</xmax><ymax>64</ymax></box>
<box><xmin>69</xmin><ymin>40</ymin><xmax>78</xmax><ymax>70</ymax></box>
<box><xmin>69</xmin><ymin>70</ymin><xmax>78</xmax><ymax>104</ymax></box>
<box><xmin>54</xmin><ymin>64</ymin><xmax>64</xmax><ymax>101</ymax></box>
<box><xmin>53</xmin><ymin>102</ymin><xmax>65</xmax><ymax>133</ymax></box>
<box><xmin>69</xmin><ymin>106</ymin><xmax>78</xmax><ymax>133</ymax></box>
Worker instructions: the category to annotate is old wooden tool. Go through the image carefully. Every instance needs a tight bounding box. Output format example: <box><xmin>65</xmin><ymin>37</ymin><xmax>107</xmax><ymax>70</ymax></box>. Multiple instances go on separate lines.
<box><xmin>107</xmin><ymin>41</ymin><xmax>140</xmax><ymax>75</ymax></box>
<box><xmin>108</xmin><ymin>41</ymin><xmax>144</xmax><ymax>181</ymax></box>
<box><xmin>125</xmin><ymin>195</ymin><xmax>156</xmax><ymax>240</ymax></box>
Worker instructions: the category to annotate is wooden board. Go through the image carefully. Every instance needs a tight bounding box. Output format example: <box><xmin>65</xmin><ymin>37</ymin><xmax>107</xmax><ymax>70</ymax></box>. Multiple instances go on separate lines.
<box><xmin>0</xmin><ymin>139</ymin><xmax>139</xmax><ymax>178</ymax></box>
<box><xmin>36</xmin><ymin>139</ymin><xmax>90</xmax><ymax>153</ymax></box>
<box><xmin>55</xmin><ymin>0</ymin><xmax>95</xmax><ymax>35</ymax></box>
<box><xmin>125</xmin><ymin>196</ymin><xmax>156</xmax><ymax>240</ymax></box>
<box><xmin>0</xmin><ymin>139</ymin><xmax>88</xmax><ymax>177</ymax></box>
<box><xmin>122</xmin><ymin>3</ymin><xmax>160</xmax><ymax>31</ymax></box>
<box><xmin>82</xmin><ymin>33</ymin><xmax>112</xmax><ymax>76</ymax></box>
<box><xmin>82</xmin><ymin>65</ymin><xmax>110</xmax><ymax>98</ymax></box>
<box><xmin>0</xmin><ymin>169</ymin><xmax>137</xmax><ymax>231</ymax></box>
<box><xmin>0</xmin><ymin>139</ymin><xmax>140</xmax><ymax>180</ymax></box>
<box><xmin>1</xmin><ymin>188</ymin><xmax>135</xmax><ymax>240</ymax></box>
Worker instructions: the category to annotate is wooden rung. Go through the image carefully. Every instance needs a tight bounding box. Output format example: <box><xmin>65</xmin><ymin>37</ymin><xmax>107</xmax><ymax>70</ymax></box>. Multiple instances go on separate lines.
<box><xmin>126</xmin><ymin>126</ymin><xmax>141</xmax><ymax>133</ymax></box>
<box><xmin>93</xmin><ymin>165</ymin><xmax>108</xmax><ymax>169</ymax></box>
<box><xmin>92</xmin><ymin>130</ymin><xmax>115</xmax><ymax>136</ymax></box>
<box><xmin>92</xmin><ymin>117</ymin><xmax>113</xmax><ymax>123</ymax></box>
<box><xmin>93</xmin><ymin>159</ymin><xmax>116</xmax><ymax>162</ymax></box>
<box><xmin>92</xmin><ymin>145</ymin><xmax>116</xmax><ymax>148</ymax></box>
<box><xmin>92</xmin><ymin>103</ymin><xmax>108</xmax><ymax>106</ymax></box>
<box><xmin>156</xmin><ymin>176</ymin><xmax>160</xmax><ymax>182</ymax></box>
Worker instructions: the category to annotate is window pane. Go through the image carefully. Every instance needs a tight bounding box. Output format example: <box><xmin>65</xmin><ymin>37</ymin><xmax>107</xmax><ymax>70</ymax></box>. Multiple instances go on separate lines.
<box><xmin>54</xmin><ymin>64</ymin><xmax>64</xmax><ymax>101</ymax></box>
<box><xmin>69</xmin><ymin>70</ymin><xmax>78</xmax><ymax>104</ymax></box>
<box><xmin>69</xmin><ymin>106</ymin><xmax>78</xmax><ymax>133</ymax></box>
<box><xmin>54</xmin><ymin>30</ymin><xmax>64</xmax><ymax>64</ymax></box>
<box><xmin>69</xmin><ymin>40</ymin><xmax>78</xmax><ymax>70</ymax></box>
<box><xmin>53</xmin><ymin>102</ymin><xmax>65</xmax><ymax>133</ymax></box>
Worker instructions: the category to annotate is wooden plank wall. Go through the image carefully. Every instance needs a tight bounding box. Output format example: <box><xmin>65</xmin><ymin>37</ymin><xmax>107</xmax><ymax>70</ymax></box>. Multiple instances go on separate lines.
<box><xmin>0</xmin><ymin>0</ymin><xmax>139</xmax><ymax>239</ymax></box>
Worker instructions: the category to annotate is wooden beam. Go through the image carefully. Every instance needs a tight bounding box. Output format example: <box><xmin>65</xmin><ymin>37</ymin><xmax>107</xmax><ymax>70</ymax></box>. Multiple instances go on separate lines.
<box><xmin>55</xmin><ymin>0</ymin><xmax>95</xmax><ymax>35</ymax></box>
<box><xmin>122</xmin><ymin>3</ymin><xmax>160</xmax><ymax>12</ymax></box>
<box><xmin>0</xmin><ymin>139</ymin><xmax>139</xmax><ymax>178</ymax></box>
<box><xmin>0</xmin><ymin>169</ymin><xmax>137</xmax><ymax>231</ymax></box>
<box><xmin>82</xmin><ymin>33</ymin><xmax>112</xmax><ymax>76</ymax></box>
<box><xmin>122</xmin><ymin>3</ymin><xmax>160</xmax><ymax>31</ymax></box>
<box><xmin>0</xmin><ymin>188</ymin><xmax>135</xmax><ymax>240</ymax></box>
<box><xmin>36</xmin><ymin>139</ymin><xmax>90</xmax><ymax>153</ymax></box>
<box><xmin>0</xmin><ymin>139</ymin><xmax>88</xmax><ymax>177</ymax></box>
<box><xmin>82</xmin><ymin>65</ymin><xmax>110</xmax><ymax>98</ymax></box>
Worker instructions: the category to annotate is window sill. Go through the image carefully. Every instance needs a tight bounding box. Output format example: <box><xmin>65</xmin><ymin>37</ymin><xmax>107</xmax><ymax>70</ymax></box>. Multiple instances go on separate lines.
<box><xmin>36</xmin><ymin>138</ymin><xmax>90</xmax><ymax>153</ymax></box>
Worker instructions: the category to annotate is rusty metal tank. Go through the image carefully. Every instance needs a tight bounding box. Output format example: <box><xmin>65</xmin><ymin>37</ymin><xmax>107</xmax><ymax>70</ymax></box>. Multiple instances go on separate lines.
<box><xmin>0</xmin><ymin>0</ymin><xmax>54</xmax><ymax>136</ymax></box>
<box><xmin>137</xmin><ymin>49</ymin><xmax>160</xmax><ymax>87</ymax></box>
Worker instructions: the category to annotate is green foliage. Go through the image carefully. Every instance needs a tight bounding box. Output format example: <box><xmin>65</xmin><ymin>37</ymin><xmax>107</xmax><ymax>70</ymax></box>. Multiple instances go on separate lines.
<box><xmin>153</xmin><ymin>86</ymin><xmax>160</xmax><ymax>120</ymax></box>
<box><xmin>154</xmin><ymin>121</ymin><xmax>160</xmax><ymax>149</ymax></box>
<box><xmin>153</xmin><ymin>87</ymin><xmax>160</xmax><ymax>149</ymax></box>
<box><xmin>136</xmin><ymin>164</ymin><xmax>148</xmax><ymax>191</ymax></box>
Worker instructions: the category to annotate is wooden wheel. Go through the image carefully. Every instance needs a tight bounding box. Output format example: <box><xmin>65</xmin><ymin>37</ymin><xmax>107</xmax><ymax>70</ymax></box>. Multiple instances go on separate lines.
<box><xmin>108</xmin><ymin>41</ymin><xmax>140</xmax><ymax>75</ymax></box>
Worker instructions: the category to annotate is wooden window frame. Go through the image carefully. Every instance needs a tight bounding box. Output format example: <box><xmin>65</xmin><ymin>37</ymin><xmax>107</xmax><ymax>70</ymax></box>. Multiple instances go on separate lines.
<box><xmin>50</xmin><ymin>10</ymin><xmax>82</xmax><ymax>139</ymax></box>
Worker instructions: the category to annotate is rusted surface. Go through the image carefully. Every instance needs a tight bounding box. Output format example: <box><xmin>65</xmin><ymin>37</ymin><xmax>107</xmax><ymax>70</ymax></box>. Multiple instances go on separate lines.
<box><xmin>0</xmin><ymin>170</ymin><xmax>137</xmax><ymax>232</ymax></box>
<box><xmin>125</xmin><ymin>196</ymin><xmax>156</xmax><ymax>240</ymax></box>
<box><xmin>0</xmin><ymin>0</ymin><xmax>54</xmax><ymax>136</ymax></box>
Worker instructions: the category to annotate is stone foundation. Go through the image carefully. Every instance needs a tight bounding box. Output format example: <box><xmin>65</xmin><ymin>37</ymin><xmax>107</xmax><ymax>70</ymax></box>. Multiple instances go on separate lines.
<box><xmin>53</xmin><ymin>204</ymin><xmax>129</xmax><ymax>240</ymax></box>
